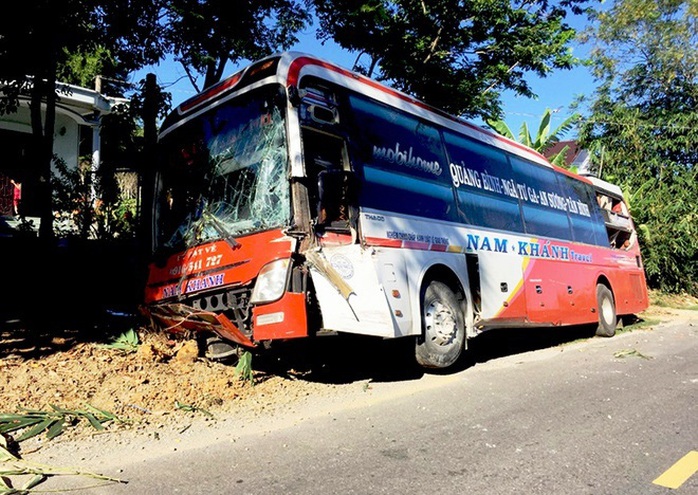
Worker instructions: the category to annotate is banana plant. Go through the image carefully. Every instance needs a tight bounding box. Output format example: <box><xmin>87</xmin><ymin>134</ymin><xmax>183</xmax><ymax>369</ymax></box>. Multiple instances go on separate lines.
<box><xmin>487</xmin><ymin>108</ymin><xmax>580</xmax><ymax>168</ymax></box>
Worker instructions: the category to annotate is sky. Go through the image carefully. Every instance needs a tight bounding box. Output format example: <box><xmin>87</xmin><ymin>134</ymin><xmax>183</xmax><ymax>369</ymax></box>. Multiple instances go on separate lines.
<box><xmin>133</xmin><ymin>12</ymin><xmax>596</xmax><ymax>142</ymax></box>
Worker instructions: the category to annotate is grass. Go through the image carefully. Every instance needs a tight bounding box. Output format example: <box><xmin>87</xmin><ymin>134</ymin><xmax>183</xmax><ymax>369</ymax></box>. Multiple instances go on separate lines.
<box><xmin>648</xmin><ymin>290</ymin><xmax>698</xmax><ymax>310</ymax></box>
<box><xmin>618</xmin><ymin>316</ymin><xmax>660</xmax><ymax>333</ymax></box>
<box><xmin>99</xmin><ymin>328</ymin><xmax>140</xmax><ymax>353</ymax></box>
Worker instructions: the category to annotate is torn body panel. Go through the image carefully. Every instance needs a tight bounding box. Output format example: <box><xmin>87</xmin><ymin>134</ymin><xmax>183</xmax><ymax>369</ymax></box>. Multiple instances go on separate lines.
<box><xmin>307</xmin><ymin>243</ymin><xmax>408</xmax><ymax>338</ymax></box>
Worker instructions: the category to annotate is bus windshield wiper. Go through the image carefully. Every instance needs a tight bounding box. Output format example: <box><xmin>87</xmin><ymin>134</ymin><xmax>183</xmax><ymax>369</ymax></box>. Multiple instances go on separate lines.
<box><xmin>198</xmin><ymin>208</ymin><xmax>240</xmax><ymax>248</ymax></box>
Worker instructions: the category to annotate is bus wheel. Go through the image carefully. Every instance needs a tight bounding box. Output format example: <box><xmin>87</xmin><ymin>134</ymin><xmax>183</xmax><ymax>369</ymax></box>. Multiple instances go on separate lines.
<box><xmin>416</xmin><ymin>281</ymin><xmax>465</xmax><ymax>368</ymax></box>
<box><xmin>595</xmin><ymin>284</ymin><xmax>617</xmax><ymax>337</ymax></box>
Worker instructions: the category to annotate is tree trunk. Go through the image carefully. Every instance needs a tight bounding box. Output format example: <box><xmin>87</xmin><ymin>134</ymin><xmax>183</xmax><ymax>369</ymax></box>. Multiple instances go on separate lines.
<box><xmin>29</xmin><ymin>68</ymin><xmax>58</xmax><ymax>242</ymax></box>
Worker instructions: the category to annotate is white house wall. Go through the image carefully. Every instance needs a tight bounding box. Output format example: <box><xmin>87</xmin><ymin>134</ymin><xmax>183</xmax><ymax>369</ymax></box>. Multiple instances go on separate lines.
<box><xmin>0</xmin><ymin>102</ymin><xmax>81</xmax><ymax>175</ymax></box>
<box><xmin>52</xmin><ymin>113</ymin><xmax>80</xmax><ymax>175</ymax></box>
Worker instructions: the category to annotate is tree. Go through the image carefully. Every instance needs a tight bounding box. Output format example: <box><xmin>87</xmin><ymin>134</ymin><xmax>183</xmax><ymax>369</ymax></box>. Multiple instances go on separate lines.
<box><xmin>165</xmin><ymin>0</ymin><xmax>312</xmax><ymax>91</ymax></box>
<box><xmin>0</xmin><ymin>1</ymin><xmax>165</xmax><ymax>241</ymax></box>
<box><xmin>486</xmin><ymin>108</ymin><xmax>580</xmax><ymax>166</ymax></box>
<box><xmin>310</xmin><ymin>0</ymin><xmax>592</xmax><ymax>119</ymax></box>
<box><xmin>578</xmin><ymin>0</ymin><xmax>698</xmax><ymax>294</ymax></box>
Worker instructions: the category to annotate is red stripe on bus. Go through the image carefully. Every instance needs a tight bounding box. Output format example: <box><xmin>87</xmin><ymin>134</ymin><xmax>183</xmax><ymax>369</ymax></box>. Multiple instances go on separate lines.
<box><xmin>180</xmin><ymin>73</ymin><xmax>243</xmax><ymax>113</ymax></box>
<box><xmin>365</xmin><ymin>236</ymin><xmax>452</xmax><ymax>253</ymax></box>
<box><xmin>365</xmin><ymin>237</ymin><xmax>402</xmax><ymax>248</ymax></box>
<box><xmin>403</xmin><ymin>241</ymin><xmax>430</xmax><ymax>250</ymax></box>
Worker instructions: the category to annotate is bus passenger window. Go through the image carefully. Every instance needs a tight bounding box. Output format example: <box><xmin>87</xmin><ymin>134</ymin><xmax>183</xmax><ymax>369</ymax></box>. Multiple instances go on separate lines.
<box><xmin>597</xmin><ymin>193</ymin><xmax>612</xmax><ymax>210</ymax></box>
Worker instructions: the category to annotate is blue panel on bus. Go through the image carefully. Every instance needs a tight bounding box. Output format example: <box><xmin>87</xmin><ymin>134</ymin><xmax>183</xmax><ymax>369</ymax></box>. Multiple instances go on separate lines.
<box><xmin>361</xmin><ymin>166</ymin><xmax>456</xmax><ymax>221</ymax></box>
<box><xmin>558</xmin><ymin>175</ymin><xmax>607</xmax><ymax>246</ymax></box>
<box><xmin>456</xmin><ymin>189</ymin><xmax>524</xmax><ymax>233</ymax></box>
<box><xmin>347</xmin><ymin>93</ymin><xmax>457</xmax><ymax>221</ymax></box>
<box><xmin>509</xmin><ymin>156</ymin><xmax>574</xmax><ymax>241</ymax></box>
<box><xmin>443</xmin><ymin>130</ymin><xmax>525</xmax><ymax>233</ymax></box>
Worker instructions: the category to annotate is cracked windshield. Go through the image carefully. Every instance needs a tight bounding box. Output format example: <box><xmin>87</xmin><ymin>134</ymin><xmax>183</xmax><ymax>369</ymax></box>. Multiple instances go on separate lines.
<box><xmin>156</xmin><ymin>86</ymin><xmax>289</xmax><ymax>250</ymax></box>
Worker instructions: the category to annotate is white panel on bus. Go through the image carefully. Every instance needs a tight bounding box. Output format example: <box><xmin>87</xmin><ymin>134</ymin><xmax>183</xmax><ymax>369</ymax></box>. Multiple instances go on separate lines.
<box><xmin>310</xmin><ymin>244</ymin><xmax>398</xmax><ymax>337</ymax></box>
<box><xmin>478</xmin><ymin>249</ymin><xmax>525</xmax><ymax>319</ymax></box>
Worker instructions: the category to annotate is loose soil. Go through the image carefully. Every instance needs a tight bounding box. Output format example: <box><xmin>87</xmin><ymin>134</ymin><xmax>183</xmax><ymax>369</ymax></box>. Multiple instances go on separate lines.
<box><xmin>1</xmin><ymin>291</ymin><xmax>696</xmax><ymax>448</ymax></box>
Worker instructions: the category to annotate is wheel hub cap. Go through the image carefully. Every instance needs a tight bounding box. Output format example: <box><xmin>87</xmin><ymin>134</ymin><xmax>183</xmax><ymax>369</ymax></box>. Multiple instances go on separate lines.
<box><xmin>425</xmin><ymin>301</ymin><xmax>457</xmax><ymax>346</ymax></box>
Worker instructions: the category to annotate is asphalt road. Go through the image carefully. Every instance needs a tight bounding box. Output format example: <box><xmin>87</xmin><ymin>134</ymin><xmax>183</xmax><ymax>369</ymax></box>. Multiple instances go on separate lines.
<box><xmin>37</xmin><ymin>316</ymin><xmax>697</xmax><ymax>494</ymax></box>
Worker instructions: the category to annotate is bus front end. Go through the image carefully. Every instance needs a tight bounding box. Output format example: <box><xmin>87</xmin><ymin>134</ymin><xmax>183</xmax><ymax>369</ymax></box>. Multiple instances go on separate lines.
<box><xmin>142</xmin><ymin>82</ymin><xmax>309</xmax><ymax>356</ymax></box>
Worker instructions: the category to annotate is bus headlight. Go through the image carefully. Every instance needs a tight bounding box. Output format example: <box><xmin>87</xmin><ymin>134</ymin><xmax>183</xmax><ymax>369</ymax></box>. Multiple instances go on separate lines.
<box><xmin>250</xmin><ymin>258</ymin><xmax>290</xmax><ymax>304</ymax></box>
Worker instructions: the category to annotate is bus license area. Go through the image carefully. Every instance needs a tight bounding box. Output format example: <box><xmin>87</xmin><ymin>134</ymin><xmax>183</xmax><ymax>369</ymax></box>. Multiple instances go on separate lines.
<box><xmin>169</xmin><ymin>253</ymin><xmax>224</xmax><ymax>277</ymax></box>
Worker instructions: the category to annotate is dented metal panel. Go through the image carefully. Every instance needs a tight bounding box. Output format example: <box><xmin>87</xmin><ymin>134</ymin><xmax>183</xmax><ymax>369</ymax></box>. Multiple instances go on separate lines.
<box><xmin>308</xmin><ymin>244</ymin><xmax>398</xmax><ymax>338</ymax></box>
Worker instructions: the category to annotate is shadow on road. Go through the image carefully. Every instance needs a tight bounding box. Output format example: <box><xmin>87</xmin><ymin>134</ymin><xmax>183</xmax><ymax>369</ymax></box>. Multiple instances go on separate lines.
<box><xmin>252</xmin><ymin>320</ymin><xmax>638</xmax><ymax>385</ymax></box>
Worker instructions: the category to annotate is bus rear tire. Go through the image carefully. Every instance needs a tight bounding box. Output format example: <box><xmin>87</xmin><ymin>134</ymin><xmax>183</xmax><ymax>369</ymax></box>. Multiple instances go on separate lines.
<box><xmin>595</xmin><ymin>284</ymin><xmax>617</xmax><ymax>337</ymax></box>
<box><xmin>416</xmin><ymin>281</ymin><xmax>465</xmax><ymax>369</ymax></box>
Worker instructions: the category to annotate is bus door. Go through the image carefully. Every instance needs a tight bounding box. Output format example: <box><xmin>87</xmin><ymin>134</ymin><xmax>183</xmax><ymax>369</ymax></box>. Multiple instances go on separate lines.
<box><xmin>476</xmin><ymin>248</ymin><xmax>529</xmax><ymax>323</ymax></box>
<box><xmin>300</xmin><ymin>130</ymin><xmax>400</xmax><ymax>338</ymax></box>
<box><xmin>298</xmin><ymin>89</ymin><xmax>402</xmax><ymax>338</ymax></box>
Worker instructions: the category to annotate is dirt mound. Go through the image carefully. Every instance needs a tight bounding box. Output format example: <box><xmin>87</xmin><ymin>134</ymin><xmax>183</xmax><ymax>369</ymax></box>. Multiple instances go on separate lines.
<box><xmin>0</xmin><ymin>326</ymin><xmax>333</xmax><ymax>441</ymax></box>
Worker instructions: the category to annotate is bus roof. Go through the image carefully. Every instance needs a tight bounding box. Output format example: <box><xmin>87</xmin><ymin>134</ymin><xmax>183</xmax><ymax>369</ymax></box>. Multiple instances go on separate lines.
<box><xmin>581</xmin><ymin>174</ymin><xmax>624</xmax><ymax>198</ymax></box>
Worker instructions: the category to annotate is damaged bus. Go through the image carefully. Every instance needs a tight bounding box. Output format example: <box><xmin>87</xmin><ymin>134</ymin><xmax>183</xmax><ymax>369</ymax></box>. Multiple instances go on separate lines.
<box><xmin>142</xmin><ymin>52</ymin><xmax>649</xmax><ymax>368</ymax></box>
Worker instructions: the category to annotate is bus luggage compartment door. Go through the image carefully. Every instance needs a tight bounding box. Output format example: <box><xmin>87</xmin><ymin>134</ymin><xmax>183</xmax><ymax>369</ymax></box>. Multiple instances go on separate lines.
<box><xmin>308</xmin><ymin>244</ymin><xmax>403</xmax><ymax>338</ymax></box>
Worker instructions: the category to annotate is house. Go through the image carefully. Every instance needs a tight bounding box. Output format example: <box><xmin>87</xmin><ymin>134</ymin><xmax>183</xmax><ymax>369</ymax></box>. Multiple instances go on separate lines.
<box><xmin>0</xmin><ymin>81</ymin><xmax>127</xmax><ymax>233</ymax></box>
<box><xmin>543</xmin><ymin>139</ymin><xmax>593</xmax><ymax>175</ymax></box>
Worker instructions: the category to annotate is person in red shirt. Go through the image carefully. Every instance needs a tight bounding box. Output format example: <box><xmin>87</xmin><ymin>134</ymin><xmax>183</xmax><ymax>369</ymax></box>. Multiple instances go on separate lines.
<box><xmin>10</xmin><ymin>178</ymin><xmax>21</xmax><ymax>215</ymax></box>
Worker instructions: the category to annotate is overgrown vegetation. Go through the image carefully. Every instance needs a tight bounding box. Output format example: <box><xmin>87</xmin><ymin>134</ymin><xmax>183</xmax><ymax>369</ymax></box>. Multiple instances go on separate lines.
<box><xmin>51</xmin><ymin>156</ymin><xmax>138</xmax><ymax>240</ymax></box>
<box><xmin>578</xmin><ymin>0</ymin><xmax>698</xmax><ymax>296</ymax></box>
<box><xmin>648</xmin><ymin>290</ymin><xmax>698</xmax><ymax>310</ymax></box>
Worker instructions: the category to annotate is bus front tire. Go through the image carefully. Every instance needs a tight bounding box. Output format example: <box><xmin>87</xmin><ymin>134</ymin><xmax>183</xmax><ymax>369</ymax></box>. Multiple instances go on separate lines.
<box><xmin>415</xmin><ymin>281</ymin><xmax>465</xmax><ymax>369</ymax></box>
<box><xmin>595</xmin><ymin>284</ymin><xmax>617</xmax><ymax>337</ymax></box>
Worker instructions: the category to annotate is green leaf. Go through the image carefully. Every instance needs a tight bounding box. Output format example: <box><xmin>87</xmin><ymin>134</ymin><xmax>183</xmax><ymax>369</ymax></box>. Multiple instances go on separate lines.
<box><xmin>83</xmin><ymin>413</ymin><xmax>105</xmax><ymax>431</ymax></box>
<box><xmin>100</xmin><ymin>328</ymin><xmax>140</xmax><ymax>352</ymax></box>
<box><xmin>85</xmin><ymin>403</ymin><xmax>118</xmax><ymax>422</ymax></box>
<box><xmin>534</xmin><ymin>109</ymin><xmax>552</xmax><ymax>149</ymax></box>
<box><xmin>234</xmin><ymin>351</ymin><xmax>254</xmax><ymax>384</ymax></box>
<box><xmin>46</xmin><ymin>418</ymin><xmax>65</xmax><ymax>440</ymax></box>
<box><xmin>0</xmin><ymin>417</ymin><xmax>45</xmax><ymax>434</ymax></box>
<box><xmin>613</xmin><ymin>348</ymin><xmax>652</xmax><ymax>360</ymax></box>
<box><xmin>0</xmin><ymin>444</ymin><xmax>18</xmax><ymax>462</ymax></box>
<box><xmin>486</xmin><ymin>119</ymin><xmax>515</xmax><ymax>140</ymax></box>
<box><xmin>15</xmin><ymin>418</ymin><xmax>54</xmax><ymax>442</ymax></box>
